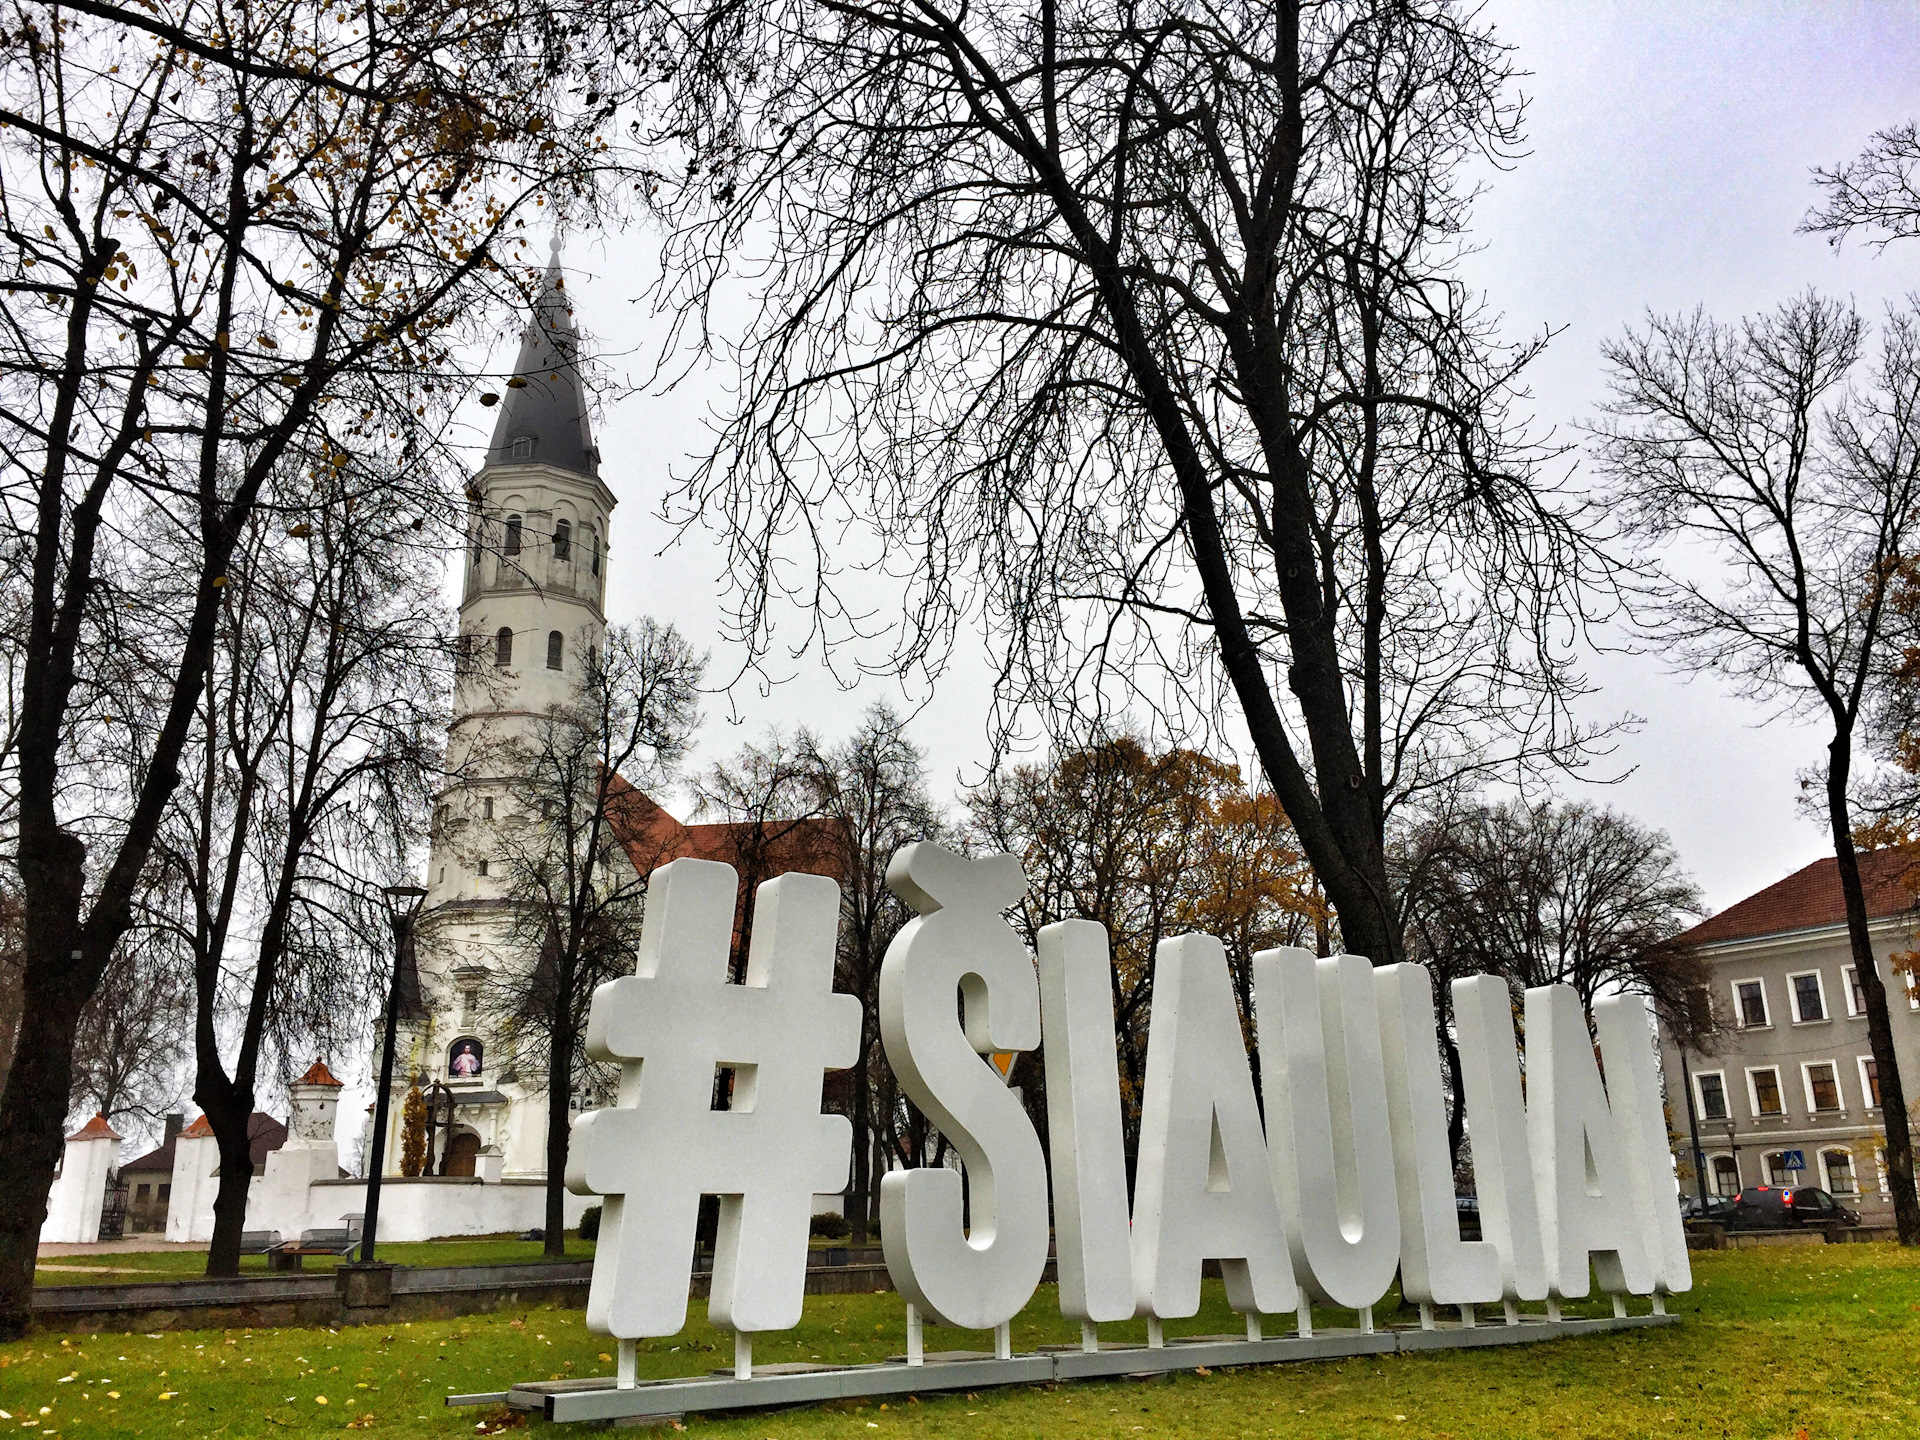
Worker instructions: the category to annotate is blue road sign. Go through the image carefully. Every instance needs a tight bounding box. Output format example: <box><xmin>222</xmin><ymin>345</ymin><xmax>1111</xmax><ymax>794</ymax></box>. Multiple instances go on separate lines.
<box><xmin>1783</xmin><ymin>1150</ymin><xmax>1806</xmax><ymax>1170</ymax></box>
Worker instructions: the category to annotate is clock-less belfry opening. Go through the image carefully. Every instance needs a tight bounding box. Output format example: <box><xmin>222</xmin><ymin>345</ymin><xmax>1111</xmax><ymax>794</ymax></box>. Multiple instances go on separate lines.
<box><xmin>478</xmin><ymin>838</ymin><xmax>1689</xmax><ymax>1424</ymax></box>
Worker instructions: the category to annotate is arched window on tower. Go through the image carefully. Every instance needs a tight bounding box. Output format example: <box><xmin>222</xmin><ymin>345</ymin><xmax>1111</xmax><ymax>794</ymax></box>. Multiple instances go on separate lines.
<box><xmin>547</xmin><ymin>631</ymin><xmax>564</xmax><ymax>670</ymax></box>
<box><xmin>504</xmin><ymin>515</ymin><xmax>522</xmax><ymax>556</ymax></box>
<box><xmin>495</xmin><ymin>627</ymin><xmax>513</xmax><ymax>667</ymax></box>
<box><xmin>588</xmin><ymin>527</ymin><xmax>599</xmax><ymax>576</ymax></box>
<box><xmin>470</xmin><ymin>520</ymin><xmax>482</xmax><ymax>568</ymax></box>
<box><xmin>553</xmin><ymin>519</ymin><xmax>571</xmax><ymax>562</ymax></box>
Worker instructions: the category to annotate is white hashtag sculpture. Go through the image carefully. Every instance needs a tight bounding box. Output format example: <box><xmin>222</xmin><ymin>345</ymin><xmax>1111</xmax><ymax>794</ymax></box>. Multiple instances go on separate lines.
<box><xmin>566</xmin><ymin>857</ymin><xmax>861</xmax><ymax>1339</ymax></box>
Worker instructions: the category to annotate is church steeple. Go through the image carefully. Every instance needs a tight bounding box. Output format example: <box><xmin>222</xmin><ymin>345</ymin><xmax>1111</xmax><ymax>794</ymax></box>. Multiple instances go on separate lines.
<box><xmin>486</xmin><ymin>240</ymin><xmax>599</xmax><ymax>477</ymax></box>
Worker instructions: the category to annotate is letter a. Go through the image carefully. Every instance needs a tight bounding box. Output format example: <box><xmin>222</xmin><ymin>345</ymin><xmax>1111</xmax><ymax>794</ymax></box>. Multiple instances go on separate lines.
<box><xmin>1526</xmin><ymin>985</ymin><xmax>1653</xmax><ymax>1300</ymax></box>
<box><xmin>1594</xmin><ymin>992</ymin><xmax>1692</xmax><ymax>1296</ymax></box>
<box><xmin>1131</xmin><ymin>934</ymin><xmax>1297</xmax><ymax>1321</ymax></box>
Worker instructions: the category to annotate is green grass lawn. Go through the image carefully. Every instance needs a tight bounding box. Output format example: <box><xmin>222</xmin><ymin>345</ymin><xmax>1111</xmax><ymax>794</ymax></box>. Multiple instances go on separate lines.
<box><xmin>2</xmin><ymin>1244</ymin><xmax>1915</xmax><ymax>1438</ymax></box>
<box><xmin>31</xmin><ymin>1238</ymin><xmax>596</xmax><ymax>1286</ymax></box>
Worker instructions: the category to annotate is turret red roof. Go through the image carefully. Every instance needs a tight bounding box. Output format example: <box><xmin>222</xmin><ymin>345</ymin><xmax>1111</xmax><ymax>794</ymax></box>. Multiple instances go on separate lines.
<box><xmin>293</xmin><ymin>1059</ymin><xmax>344</xmax><ymax>1088</ymax></box>
<box><xmin>66</xmin><ymin>1113</ymin><xmax>121</xmax><ymax>1142</ymax></box>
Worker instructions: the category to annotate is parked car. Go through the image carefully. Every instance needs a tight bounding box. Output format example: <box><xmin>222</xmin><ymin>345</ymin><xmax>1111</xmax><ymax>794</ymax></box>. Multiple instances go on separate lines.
<box><xmin>1679</xmin><ymin>1193</ymin><xmax>1735</xmax><ymax>1223</ymax></box>
<box><xmin>1455</xmin><ymin>1194</ymin><xmax>1481</xmax><ymax>1241</ymax></box>
<box><xmin>1725</xmin><ymin>1184</ymin><xmax>1859</xmax><ymax>1231</ymax></box>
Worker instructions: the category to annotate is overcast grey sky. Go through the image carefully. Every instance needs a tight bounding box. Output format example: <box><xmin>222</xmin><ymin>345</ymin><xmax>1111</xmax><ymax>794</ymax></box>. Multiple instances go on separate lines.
<box><xmin>517</xmin><ymin>1</ymin><xmax>1920</xmax><ymax>920</ymax></box>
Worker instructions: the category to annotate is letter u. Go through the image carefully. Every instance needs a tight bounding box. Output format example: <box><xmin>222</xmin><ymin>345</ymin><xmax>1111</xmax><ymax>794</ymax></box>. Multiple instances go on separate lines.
<box><xmin>1253</xmin><ymin>949</ymin><xmax>1401</xmax><ymax>1310</ymax></box>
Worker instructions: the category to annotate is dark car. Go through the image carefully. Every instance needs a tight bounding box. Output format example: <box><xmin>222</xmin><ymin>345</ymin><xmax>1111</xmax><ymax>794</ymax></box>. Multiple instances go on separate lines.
<box><xmin>1680</xmin><ymin>1193</ymin><xmax>1735</xmax><ymax>1223</ymax></box>
<box><xmin>1455</xmin><ymin>1194</ymin><xmax>1482</xmax><ymax>1241</ymax></box>
<box><xmin>1726</xmin><ymin>1184</ymin><xmax>1859</xmax><ymax>1230</ymax></box>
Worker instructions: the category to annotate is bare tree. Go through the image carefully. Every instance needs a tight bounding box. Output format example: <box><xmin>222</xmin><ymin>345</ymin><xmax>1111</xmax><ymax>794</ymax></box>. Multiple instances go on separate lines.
<box><xmin>480</xmin><ymin>619</ymin><xmax>703</xmax><ymax>1254</ymax></box>
<box><xmin>1395</xmin><ymin>796</ymin><xmax>1706</xmax><ymax>1169</ymax></box>
<box><xmin>798</xmin><ymin>704</ymin><xmax>944</xmax><ymax>1243</ymax></box>
<box><xmin>1805</xmin><ymin>122</ymin><xmax>1920</xmax><ymax>250</ymax></box>
<box><xmin>643</xmin><ymin>0</ymin><xmax>1606</xmax><ymax>970</ymax></box>
<box><xmin>145</xmin><ymin>470</ymin><xmax>447</xmax><ymax>1276</ymax></box>
<box><xmin>67</xmin><ymin>938</ymin><xmax>192</xmax><ymax>1134</ymax></box>
<box><xmin>0</xmin><ymin>0</ymin><xmax>656</xmax><ymax>1326</ymax></box>
<box><xmin>1595</xmin><ymin>291</ymin><xmax>1920</xmax><ymax>1245</ymax></box>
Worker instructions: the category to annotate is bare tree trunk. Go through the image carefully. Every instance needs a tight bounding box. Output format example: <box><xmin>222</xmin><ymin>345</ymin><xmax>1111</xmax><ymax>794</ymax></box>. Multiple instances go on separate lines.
<box><xmin>544</xmin><ymin>1002</ymin><xmax>573</xmax><ymax>1256</ymax></box>
<box><xmin>1827</xmin><ymin>743</ymin><xmax>1920</xmax><ymax>1243</ymax></box>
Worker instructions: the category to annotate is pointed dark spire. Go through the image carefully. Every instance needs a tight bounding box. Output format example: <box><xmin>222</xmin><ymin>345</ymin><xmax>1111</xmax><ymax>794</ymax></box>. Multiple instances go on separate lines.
<box><xmin>486</xmin><ymin>239</ymin><xmax>599</xmax><ymax>477</ymax></box>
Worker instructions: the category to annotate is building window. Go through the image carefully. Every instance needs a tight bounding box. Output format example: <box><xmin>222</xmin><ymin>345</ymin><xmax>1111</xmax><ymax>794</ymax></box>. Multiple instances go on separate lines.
<box><xmin>135</xmin><ymin>1183</ymin><xmax>150</xmax><ymax>1202</ymax></box>
<box><xmin>1749</xmin><ymin>1066</ymin><xmax>1784</xmax><ymax>1117</ymax></box>
<box><xmin>1861</xmin><ymin>1056</ymin><xmax>1882</xmax><ymax>1108</ymax></box>
<box><xmin>1845</xmin><ymin>966</ymin><xmax>1866</xmax><ymax>1016</ymax></box>
<box><xmin>1789</xmin><ymin>971</ymin><xmax>1827</xmax><ymax>1023</ymax></box>
<box><xmin>1764</xmin><ymin>1151</ymin><xmax>1793</xmax><ymax>1186</ymax></box>
<box><xmin>482</xmin><ymin>797</ymin><xmax>494</xmax><ymax>820</ymax></box>
<box><xmin>495</xmin><ymin>627</ymin><xmax>513</xmax><ymax>667</ymax></box>
<box><xmin>1823</xmin><ymin>1149</ymin><xmax>1858</xmax><ymax>1196</ymax></box>
<box><xmin>1734</xmin><ymin>979</ymin><xmax>1769</xmax><ymax>1028</ymax></box>
<box><xmin>477</xmin><ymin>860</ymin><xmax>489</xmax><ymax>877</ymax></box>
<box><xmin>505</xmin><ymin>515</ymin><xmax>523</xmax><ymax>556</ymax></box>
<box><xmin>589</xmin><ymin>527</ymin><xmax>599</xmax><ymax>575</ymax></box>
<box><xmin>1804</xmin><ymin>1061</ymin><xmax>1842</xmax><ymax>1113</ymax></box>
<box><xmin>554</xmin><ymin>519</ymin><xmax>571</xmax><ymax>561</ymax></box>
<box><xmin>1696</xmin><ymin>1071</ymin><xmax>1729</xmax><ymax>1122</ymax></box>
<box><xmin>547</xmin><ymin>630</ymin><xmax>564</xmax><ymax>670</ymax></box>
<box><xmin>1712</xmin><ymin>1155</ymin><xmax>1740</xmax><ymax>1198</ymax></box>
<box><xmin>470</xmin><ymin>522</ymin><xmax>483</xmax><ymax>568</ymax></box>
<box><xmin>512</xmin><ymin>435</ymin><xmax>534</xmax><ymax>460</ymax></box>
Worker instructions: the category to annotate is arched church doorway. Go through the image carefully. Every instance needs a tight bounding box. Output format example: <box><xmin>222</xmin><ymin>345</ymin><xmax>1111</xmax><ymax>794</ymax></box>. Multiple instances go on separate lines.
<box><xmin>444</xmin><ymin>1130</ymin><xmax>482</xmax><ymax>1178</ymax></box>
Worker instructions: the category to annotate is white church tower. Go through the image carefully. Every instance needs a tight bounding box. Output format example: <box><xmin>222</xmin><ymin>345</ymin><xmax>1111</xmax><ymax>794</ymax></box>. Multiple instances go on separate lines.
<box><xmin>374</xmin><ymin>244</ymin><xmax>617</xmax><ymax>1183</ymax></box>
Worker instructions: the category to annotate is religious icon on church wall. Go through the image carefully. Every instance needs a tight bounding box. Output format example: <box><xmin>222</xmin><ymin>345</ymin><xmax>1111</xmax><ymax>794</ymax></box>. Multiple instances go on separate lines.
<box><xmin>448</xmin><ymin>1037</ymin><xmax>485</xmax><ymax>1079</ymax></box>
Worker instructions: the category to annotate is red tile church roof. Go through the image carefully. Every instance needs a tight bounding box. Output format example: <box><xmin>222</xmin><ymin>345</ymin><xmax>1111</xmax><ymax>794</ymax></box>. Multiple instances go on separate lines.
<box><xmin>606</xmin><ymin>775</ymin><xmax>849</xmax><ymax>889</ymax></box>
<box><xmin>66</xmin><ymin>1114</ymin><xmax>120</xmax><ymax>1142</ymax></box>
<box><xmin>1677</xmin><ymin>848</ymin><xmax>1920</xmax><ymax>947</ymax></box>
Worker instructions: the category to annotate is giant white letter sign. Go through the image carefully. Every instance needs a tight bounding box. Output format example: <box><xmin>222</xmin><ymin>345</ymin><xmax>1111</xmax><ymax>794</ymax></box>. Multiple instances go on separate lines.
<box><xmin>1451</xmin><ymin>975</ymin><xmax>1548</xmax><ymax>1304</ymax></box>
<box><xmin>566</xmin><ymin>859</ymin><xmax>861</xmax><ymax>1338</ymax></box>
<box><xmin>1037</xmin><ymin>920</ymin><xmax>1135</xmax><ymax>1324</ymax></box>
<box><xmin>1593</xmin><ymin>992</ymin><xmax>1692</xmax><ymax>1296</ymax></box>
<box><xmin>1132</xmin><ymin>934</ymin><xmax>1297</xmax><ymax>1322</ymax></box>
<box><xmin>1526</xmin><ymin>984</ymin><xmax>1653</xmax><ymax>1300</ymax></box>
<box><xmin>1254</xmin><ymin>949</ymin><xmax>1399</xmax><ymax>1311</ymax></box>
<box><xmin>1374</xmin><ymin>964</ymin><xmax>1503</xmax><ymax>1308</ymax></box>
<box><xmin>878</xmin><ymin>843</ymin><xmax>1051</xmax><ymax>1330</ymax></box>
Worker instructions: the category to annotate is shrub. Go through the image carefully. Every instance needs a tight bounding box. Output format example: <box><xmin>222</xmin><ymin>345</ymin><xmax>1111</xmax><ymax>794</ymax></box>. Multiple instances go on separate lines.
<box><xmin>578</xmin><ymin>1205</ymin><xmax>601</xmax><ymax>1242</ymax></box>
<box><xmin>809</xmin><ymin>1210</ymin><xmax>850</xmax><ymax>1240</ymax></box>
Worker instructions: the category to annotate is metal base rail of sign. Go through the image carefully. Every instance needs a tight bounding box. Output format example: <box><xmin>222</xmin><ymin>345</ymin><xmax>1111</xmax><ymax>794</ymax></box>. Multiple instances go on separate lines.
<box><xmin>458</xmin><ymin>1305</ymin><xmax>1680</xmax><ymax>1425</ymax></box>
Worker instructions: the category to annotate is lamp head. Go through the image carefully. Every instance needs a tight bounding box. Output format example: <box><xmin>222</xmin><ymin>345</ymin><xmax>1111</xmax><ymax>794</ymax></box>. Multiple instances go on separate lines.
<box><xmin>382</xmin><ymin>881</ymin><xmax>428</xmax><ymax>925</ymax></box>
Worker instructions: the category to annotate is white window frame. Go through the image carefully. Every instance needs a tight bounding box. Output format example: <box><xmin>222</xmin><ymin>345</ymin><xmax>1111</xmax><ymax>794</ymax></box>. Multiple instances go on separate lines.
<box><xmin>1786</xmin><ymin>968</ymin><xmax>1829</xmax><ymax>1024</ymax></box>
<box><xmin>1858</xmin><ymin>1054</ymin><xmax>1882</xmax><ymax>1111</ymax></box>
<box><xmin>1693</xmin><ymin>1068</ymin><xmax>1731</xmax><ymax>1123</ymax></box>
<box><xmin>1761</xmin><ymin>1149</ymin><xmax>1793</xmax><ymax>1186</ymax></box>
<box><xmin>1843</xmin><ymin>965</ymin><xmax>1867</xmax><ymax>1018</ymax></box>
<box><xmin>1820</xmin><ymin>1147</ymin><xmax>1859</xmax><ymax>1197</ymax></box>
<box><xmin>1746</xmin><ymin>1064</ymin><xmax>1786</xmax><ymax>1118</ymax></box>
<box><xmin>1732</xmin><ymin>976</ymin><xmax>1771</xmax><ymax>1029</ymax></box>
<box><xmin>1801</xmin><ymin>1059</ymin><xmax>1845</xmax><ymax>1114</ymax></box>
<box><xmin>1709</xmin><ymin>1152</ymin><xmax>1742</xmax><ymax>1198</ymax></box>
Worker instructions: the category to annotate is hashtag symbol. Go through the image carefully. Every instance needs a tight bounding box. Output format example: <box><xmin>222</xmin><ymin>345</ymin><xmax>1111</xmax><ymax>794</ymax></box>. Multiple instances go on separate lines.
<box><xmin>567</xmin><ymin>857</ymin><xmax>861</xmax><ymax>1338</ymax></box>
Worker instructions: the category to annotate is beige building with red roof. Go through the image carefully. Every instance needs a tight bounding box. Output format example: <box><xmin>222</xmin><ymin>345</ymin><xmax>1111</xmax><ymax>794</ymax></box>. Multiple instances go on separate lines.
<box><xmin>1659</xmin><ymin>848</ymin><xmax>1920</xmax><ymax>1223</ymax></box>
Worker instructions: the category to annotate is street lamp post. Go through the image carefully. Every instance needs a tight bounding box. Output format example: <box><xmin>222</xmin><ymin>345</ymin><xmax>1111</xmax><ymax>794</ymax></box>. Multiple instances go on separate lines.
<box><xmin>1723</xmin><ymin>1119</ymin><xmax>1741</xmax><ymax>1194</ymax></box>
<box><xmin>1678</xmin><ymin>1046</ymin><xmax>1712</xmax><ymax>1214</ymax></box>
<box><xmin>358</xmin><ymin>880</ymin><xmax>427</xmax><ymax>1264</ymax></box>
